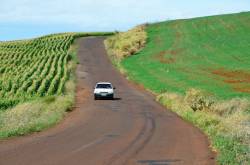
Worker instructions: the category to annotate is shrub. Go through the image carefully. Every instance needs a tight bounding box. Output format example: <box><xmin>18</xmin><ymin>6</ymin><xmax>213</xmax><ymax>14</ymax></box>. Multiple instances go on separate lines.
<box><xmin>184</xmin><ymin>88</ymin><xmax>214</xmax><ymax>112</ymax></box>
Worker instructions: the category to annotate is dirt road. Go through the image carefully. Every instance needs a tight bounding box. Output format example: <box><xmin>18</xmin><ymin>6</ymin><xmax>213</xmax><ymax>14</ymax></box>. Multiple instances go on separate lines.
<box><xmin>0</xmin><ymin>37</ymin><xmax>215</xmax><ymax>165</ymax></box>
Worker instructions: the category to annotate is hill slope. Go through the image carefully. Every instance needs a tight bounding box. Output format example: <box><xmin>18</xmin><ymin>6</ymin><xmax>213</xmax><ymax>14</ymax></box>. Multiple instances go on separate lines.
<box><xmin>105</xmin><ymin>12</ymin><xmax>250</xmax><ymax>164</ymax></box>
<box><xmin>122</xmin><ymin>12</ymin><xmax>250</xmax><ymax>99</ymax></box>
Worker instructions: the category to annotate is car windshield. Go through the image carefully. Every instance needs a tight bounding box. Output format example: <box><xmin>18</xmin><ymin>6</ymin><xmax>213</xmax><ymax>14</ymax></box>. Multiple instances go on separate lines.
<box><xmin>96</xmin><ymin>84</ymin><xmax>112</xmax><ymax>89</ymax></box>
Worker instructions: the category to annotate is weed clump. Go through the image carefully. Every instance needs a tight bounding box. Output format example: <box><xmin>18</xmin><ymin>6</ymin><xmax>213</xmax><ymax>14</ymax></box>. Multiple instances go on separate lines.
<box><xmin>184</xmin><ymin>88</ymin><xmax>214</xmax><ymax>112</ymax></box>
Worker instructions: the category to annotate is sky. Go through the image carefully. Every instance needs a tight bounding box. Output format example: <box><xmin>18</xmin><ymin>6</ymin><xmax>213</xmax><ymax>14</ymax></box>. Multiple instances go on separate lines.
<box><xmin>1</xmin><ymin>0</ymin><xmax>250</xmax><ymax>41</ymax></box>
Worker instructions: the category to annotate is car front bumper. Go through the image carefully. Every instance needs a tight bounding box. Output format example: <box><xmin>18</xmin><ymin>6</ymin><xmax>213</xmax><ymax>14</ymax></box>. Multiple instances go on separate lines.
<box><xmin>94</xmin><ymin>93</ymin><xmax>114</xmax><ymax>98</ymax></box>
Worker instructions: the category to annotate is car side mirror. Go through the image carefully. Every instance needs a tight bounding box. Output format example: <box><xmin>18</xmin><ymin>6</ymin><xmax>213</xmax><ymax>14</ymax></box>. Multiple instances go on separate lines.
<box><xmin>113</xmin><ymin>87</ymin><xmax>116</xmax><ymax>89</ymax></box>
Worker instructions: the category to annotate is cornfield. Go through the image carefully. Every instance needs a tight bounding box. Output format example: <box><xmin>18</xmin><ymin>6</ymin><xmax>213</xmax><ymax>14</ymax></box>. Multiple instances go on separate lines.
<box><xmin>0</xmin><ymin>33</ymin><xmax>78</xmax><ymax>110</ymax></box>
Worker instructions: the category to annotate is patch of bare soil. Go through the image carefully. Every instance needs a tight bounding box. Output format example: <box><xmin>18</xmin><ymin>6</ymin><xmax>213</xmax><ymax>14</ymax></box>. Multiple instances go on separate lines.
<box><xmin>219</xmin><ymin>19</ymin><xmax>236</xmax><ymax>32</ymax></box>
<box><xmin>212</xmin><ymin>68</ymin><xmax>250</xmax><ymax>93</ymax></box>
<box><xmin>154</xmin><ymin>22</ymin><xmax>185</xmax><ymax>64</ymax></box>
<box><xmin>155</xmin><ymin>48</ymin><xmax>184</xmax><ymax>64</ymax></box>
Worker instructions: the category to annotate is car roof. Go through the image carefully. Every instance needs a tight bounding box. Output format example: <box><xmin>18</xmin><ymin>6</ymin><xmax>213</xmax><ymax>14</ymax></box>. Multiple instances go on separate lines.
<box><xmin>96</xmin><ymin>82</ymin><xmax>112</xmax><ymax>85</ymax></box>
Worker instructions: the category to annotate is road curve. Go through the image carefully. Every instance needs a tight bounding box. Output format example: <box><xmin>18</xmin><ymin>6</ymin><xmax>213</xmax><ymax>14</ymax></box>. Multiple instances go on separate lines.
<box><xmin>0</xmin><ymin>37</ymin><xmax>215</xmax><ymax>165</ymax></box>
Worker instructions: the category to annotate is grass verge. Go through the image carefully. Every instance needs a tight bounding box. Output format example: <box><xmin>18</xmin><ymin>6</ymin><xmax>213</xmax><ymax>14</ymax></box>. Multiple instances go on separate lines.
<box><xmin>0</xmin><ymin>96</ymin><xmax>73</xmax><ymax>138</ymax></box>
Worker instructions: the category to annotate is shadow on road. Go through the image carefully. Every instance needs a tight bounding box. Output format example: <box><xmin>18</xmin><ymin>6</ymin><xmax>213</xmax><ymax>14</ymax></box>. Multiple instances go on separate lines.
<box><xmin>113</xmin><ymin>97</ymin><xmax>122</xmax><ymax>100</ymax></box>
<box><xmin>95</xmin><ymin>97</ymin><xmax>122</xmax><ymax>101</ymax></box>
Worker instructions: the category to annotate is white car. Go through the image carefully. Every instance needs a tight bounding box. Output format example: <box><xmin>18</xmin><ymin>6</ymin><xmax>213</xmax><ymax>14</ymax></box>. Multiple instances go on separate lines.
<box><xmin>94</xmin><ymin>82</ymin><xmax>115</xmax><ymax>100</ymax></box>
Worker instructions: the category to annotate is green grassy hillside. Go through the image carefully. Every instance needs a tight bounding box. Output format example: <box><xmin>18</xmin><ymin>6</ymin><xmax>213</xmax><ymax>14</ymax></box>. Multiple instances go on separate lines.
<box><xmin>0</xmin><ymin>32</ymin><xmax>111</xmax><ymax>138</ymax></box>
<box><xmin>122</xmin><ymin>12</ymin><xmax>250</xmax><ymax>99</ymax></box>
<box><xmin>105</xmin><ymin>12</ymin><xmax>250</xmax><ymax>164</ymax></box>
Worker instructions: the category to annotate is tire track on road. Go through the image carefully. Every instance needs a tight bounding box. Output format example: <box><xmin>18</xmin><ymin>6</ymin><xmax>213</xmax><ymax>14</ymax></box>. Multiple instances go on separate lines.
<box><xmin>105</xmin><ymin>110</ymin><xmax>156</xmax><ymax>165</ymax></box>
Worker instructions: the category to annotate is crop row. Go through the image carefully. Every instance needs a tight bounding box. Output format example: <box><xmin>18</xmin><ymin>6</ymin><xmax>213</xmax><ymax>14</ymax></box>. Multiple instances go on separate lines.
<box><xmin>0</xmin><ymin>33</ymin><xmax>77</xmax><ymax>110</ymax></box>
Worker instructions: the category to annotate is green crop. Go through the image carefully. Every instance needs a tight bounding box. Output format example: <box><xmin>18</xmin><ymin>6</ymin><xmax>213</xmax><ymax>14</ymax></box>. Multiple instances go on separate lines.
<box><xmin>0</xmin><ymin>33</ymin><xmax>78</xmax><ymax>110</ymax></box>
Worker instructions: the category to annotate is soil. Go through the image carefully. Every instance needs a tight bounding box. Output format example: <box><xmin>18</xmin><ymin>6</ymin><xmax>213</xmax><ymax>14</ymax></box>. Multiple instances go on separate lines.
<box><xmin>212</xmin><ymin>68</ymin><xmax>250</xmax><ymax>93</ymax></box>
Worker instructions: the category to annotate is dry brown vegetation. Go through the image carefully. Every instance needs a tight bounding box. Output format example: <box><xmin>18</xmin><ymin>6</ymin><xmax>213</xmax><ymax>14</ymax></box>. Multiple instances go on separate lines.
<box><xmin>104</xmin><ymin>25</ymin><xmax>147</xmax><ymax>62</ymax></box>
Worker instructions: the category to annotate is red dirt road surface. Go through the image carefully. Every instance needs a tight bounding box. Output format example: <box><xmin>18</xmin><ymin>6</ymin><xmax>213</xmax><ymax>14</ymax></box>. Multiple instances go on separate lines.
<box><xmin>0</xmin><ymin>37</ymin><xmax>215</xmax><ymax>165</ymax></box>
